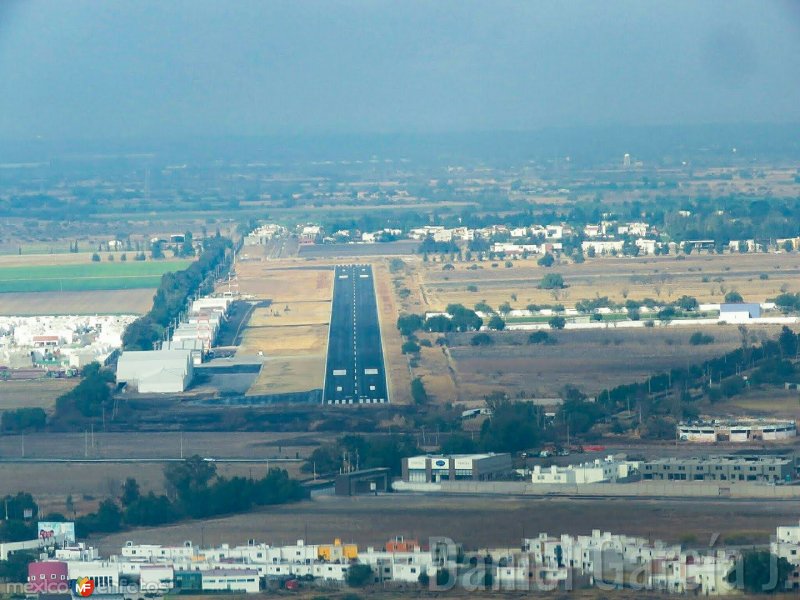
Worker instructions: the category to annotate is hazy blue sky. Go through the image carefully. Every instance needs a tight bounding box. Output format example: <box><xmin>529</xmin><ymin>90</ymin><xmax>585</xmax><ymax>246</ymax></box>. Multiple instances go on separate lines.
<box><xmin>1</xmin><ymin>0</ymin><xmax>799</xmax><ymax>140</ymax></box>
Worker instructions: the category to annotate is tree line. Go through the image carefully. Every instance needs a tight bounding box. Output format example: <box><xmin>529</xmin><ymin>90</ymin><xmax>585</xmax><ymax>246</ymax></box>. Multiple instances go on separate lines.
<box><xmin>75</xmin><ymin>455</ymin><xmax>306</xmax><ymax>537</ymax></box>
<box><xmin>122</xmin><ymin>235</ymin><xmax>232</xmax><ymax>351</ymax></box>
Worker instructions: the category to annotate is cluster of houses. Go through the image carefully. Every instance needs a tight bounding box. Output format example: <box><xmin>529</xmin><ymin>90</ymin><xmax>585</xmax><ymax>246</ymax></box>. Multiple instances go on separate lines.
<box><xmin>19</xmin><ymin>520</ymin><xmax>800</xmax><ymax>596</ymax></box>
<box><xmin>254</xmin><ymin>220</ymin><xmax>800</xmax><ymax>260</ymax></box>
<box><xmin>0</xmin><ymin>315</ymin><xmax>136</xmax><ymax>374</ymax></box>
<box><xmin>115</xmin><ymin>296</ymin><xmax>231</xmax><ymax>394</ymax></box>
<box><xmin>242</xmin><ymin>224</ymin><xmax>286</xmax><ymax>246</ymax></box>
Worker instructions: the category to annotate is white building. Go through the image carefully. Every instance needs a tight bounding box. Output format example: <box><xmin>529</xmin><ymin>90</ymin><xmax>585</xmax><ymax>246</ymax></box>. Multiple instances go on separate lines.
<box><xmin>65</xmin><ymin>560</ymin><xmax>120</xmax><ymax>592</ymax></box>
<box><xmin>492</xmin><ymin>243</ymin><xmax>542</xmax><ymax>256</ymax></box>
<box><xmin>359</xmin><ymin>547</ymin><xmax>437</xmax><ymax>583</ymax></box>
<box><xmin>584</xmin><ymin>225</ymin><xmax>601</xmax><ymax>238</ymax></box>
<box><xmin>719</xmin><ymin>302</ymin><xmax>761</xmax><ymax>322</ymax></box>
<box><xmin>201</xmin><ymin>569</ymin><xmax>260</xmax><ymax>593</ymax></box>
<box><xmin>244</xmin><ymin>224</ymin><xmax>285</xmax><ymax>246</ymax></box>
<box><xmin>772</xmin><ymin>520</ymin><xmax>800</xmax><ymax>590</ymax></box>
<box><xmin>140</xmin><ymin>565</ymin><xmax>174</xmax><ymax>592</ymax></box>
<box><xmin>116</xmin><ymin>349</ymin><xmax>194</xmax><ymax>393</ymax></box>
<box><xmin>529</xmin><ymin>455</ymin><xmax>636</xmax><ymax>485</ymax></box>
<box><xmin>582</xmin><ymin>240</ymin><xmax>624</xmax><ymax>255</ymax></box>
<box><xmin>678</xmin><ymin>419</ymin><xmax>796</xmax><ymax>443</ymax></box>
<box><xmin>121</xmin><ymin>541</ymin><xmax>196</xmax><ymax>561</ymax></box>
<box><xmin>635</xmin><ymin>239</ymin><xmax>657</xmax><ymax>255</ymax></box>
<box><xmin>618</xmin><ymin>222</ymin><xmax>649</xmax><ymax>237</ymax></box>
<box><xmin>545</xmin><ymin>225</ymin><xmax>565</xmax><ymax>240</ymax></box>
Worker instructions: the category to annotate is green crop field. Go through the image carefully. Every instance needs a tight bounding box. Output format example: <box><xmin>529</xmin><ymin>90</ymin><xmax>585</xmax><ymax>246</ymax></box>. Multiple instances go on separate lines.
<box><xmin>0</xmin><ymin>260</ymin><xmax>193</xmax><ymax>293</ymax></box>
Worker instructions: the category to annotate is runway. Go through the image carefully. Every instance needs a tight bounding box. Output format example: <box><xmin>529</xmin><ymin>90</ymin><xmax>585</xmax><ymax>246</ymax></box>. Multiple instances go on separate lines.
<box><xmin>322</xmin><ymin>264</ymin><xmax>389</xmax><ymax>404</ymax></box>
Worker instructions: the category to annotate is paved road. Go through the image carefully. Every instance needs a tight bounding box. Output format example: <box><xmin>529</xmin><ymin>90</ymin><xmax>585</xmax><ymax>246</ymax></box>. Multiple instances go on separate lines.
<box><xmin>323</xmin><ymin>264</ymin><xmax>389</xmax><ymax>404</ymax></box>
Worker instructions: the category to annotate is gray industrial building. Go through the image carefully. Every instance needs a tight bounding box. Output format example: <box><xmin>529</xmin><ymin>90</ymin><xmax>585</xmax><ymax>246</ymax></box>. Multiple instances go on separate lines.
<box><xmin>641</xmin><ymin>455</ymin><xmax>795</xmax><ymax>484</ymax></box>
<box><xmin>334</xmin><ymin>468</ymin><xmax>391</xmax><ymax>496</ymax></box>
<box><xmin>402</xmin><ymin>453</ymin><xmax>513</xmax><ymax>483</ymax></box>
<box><xmin>116</xmin><ymin>349</ymin><xmax>194</xmax><ymax>393</ymax></box>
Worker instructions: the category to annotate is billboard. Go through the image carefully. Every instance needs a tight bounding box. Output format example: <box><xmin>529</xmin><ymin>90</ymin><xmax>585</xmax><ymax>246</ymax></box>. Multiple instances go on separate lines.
<box><xmin>37</xmin><ymin>521</ymin><xmax>76</xmax><ymax>544</ymax></box>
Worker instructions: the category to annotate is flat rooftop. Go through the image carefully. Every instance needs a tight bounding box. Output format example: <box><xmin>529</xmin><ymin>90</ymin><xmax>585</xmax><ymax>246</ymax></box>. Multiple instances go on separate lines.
<box><xmin>645</xmin><ymin>455</ymin><xmax>793</xmax><ymax>466</ymax></box>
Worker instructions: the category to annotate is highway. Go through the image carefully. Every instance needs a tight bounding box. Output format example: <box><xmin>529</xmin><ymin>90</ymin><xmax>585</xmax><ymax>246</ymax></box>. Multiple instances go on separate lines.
<box><xmin>323</xmin><ymin>264</ymin><xmax>389</xmax><ymax>404</ymax></box>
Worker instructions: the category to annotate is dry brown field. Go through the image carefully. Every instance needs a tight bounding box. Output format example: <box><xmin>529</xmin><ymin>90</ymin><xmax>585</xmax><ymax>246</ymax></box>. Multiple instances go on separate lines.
<box><xmin>373</xmin><ymin>261</ymin><xmax>412</xmax><ymax>404</ymax></box>
<box><xmin>711</xmin><ymin>390</ymin><xmax>800</xmax><ymax>419</ymax></box>
<box><xmin>0</xmin><ymin>461</ymin><xmax>305</xmax><ymax>516</ymax></box>
<box><xmin>93</xmin><ymin>493</ymin><xmax>800</xmax><ymax>555</ymax></box>
<box><xmin>0</xmin><ymin>378</ymin><xmax>79</xmax><ymax>411</ymax></box>
<box><xmin>234</xmin><ymin>263</ymin><xmax>334</xmax><ymax>301</ymax></box>
<box><xmin>0</xmin><ymin>431</ymin><xmax>326</xmax><ymax>511</ymax></box>
<box><xmin>0</xmin><ymin>288</ymin><xmax>156</xmax><ymax>315</ymax></box>
<box><xmin>248</xmin><ymin>354</ymin><xmax>328</xmax><ymax>395</ymax></box>
<box><xmin>240</xmin><ymin>323</ymin><xmax>329</xmax><ymax>356</ymax></box>
<box><xmin>248</xmin><ymin>301</ymin><xmax>331</xmax><ymax>326</ymax></box>
<box><xmin>393</xmin><ymin>253</ymin><xmax>800</xmax><ymax>404</ymax></box>
<box><xmin>228</xmin><ymin>263</ymin><xmax>334</xmax><ymax>394</ymax></box>
<box><xmin>0</xmin><ymin>431</ymin><xmax>327</xmax><ymax>460</ymax></box>
<box><xmin>446</xmin><ymin>326</ymin><xmax>780</xmax><ymax>400</ymax></box>
<box><xmin>419</xmin><ymin>252</ymin><xmax>800</xmax><ymax>311</ymax></box>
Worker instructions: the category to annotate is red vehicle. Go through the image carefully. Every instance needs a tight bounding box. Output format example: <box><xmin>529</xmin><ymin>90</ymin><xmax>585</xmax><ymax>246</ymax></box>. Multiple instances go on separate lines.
<box><xmin>284</xmin><ymin>579</ymin><xmax>300</xmax><ymax>591</ymax></box>
<box><xmin>583</xmin><ymin>445</ymin><xmax>606</xmax><ymax>453</ymax></box>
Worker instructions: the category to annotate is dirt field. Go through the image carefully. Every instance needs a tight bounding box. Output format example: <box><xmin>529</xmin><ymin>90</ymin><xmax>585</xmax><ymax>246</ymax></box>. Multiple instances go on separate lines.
<box><xmin>0</xmin><ymin>431</ymin><xmax>327</xmax><ymax>511</ymax></box>
<box><xmin>0</xmin><ymin>461</ymin><xmax>305</xmax><ymax>516</ymax></box>
<box><xmin>373</xmin><ymin>260</ymin><xmax>413</xmax><ymax>404</ymax></box>
<box><xmin>378</xmin><ymin>252</ymin><xmax>800</xmax><ymax>405</ymax></box>
<box><xmin>0</xmin><ymin>430</ymin><xmax>327</xmax><ymax>460</ymax></box>
<box><xmin>247</xmin><ymin>301</ymin><xmax>332</xmax><ymax>326</ymax></box>
<box><xmin>93</xmin><ymin>494</ymin><xmax>800</xmax><ymax>554</ymax></box>
<box><xmin>420</xmin><ymin>252</ymin><xmax>800</xmax><ymax>311</ymax></box>
<box><xmin>224</xmin><ymin>262</ymin><xmax>334</xmax><ymax>395</ymax></box>
<box><xmin>248</xmin><ymin>355</ymin><xmax>328</xmax><ymax>395</ymax></box>
<box><xmin>0</xmin><ymin>378</ymin><xmax>79</xmax><ymax>411</ymax></box>
<box><xmin>447</xmin><ymin>326</ymin><xmax>779</xmax><ymax>400</ymax></box>
<box><xmin>0</xmin><ymin>288</ymin><xmax>156</xmax><ymax>315</ymax></box>
<box><xmin>712</xmin><ymin>390</ymin><xmax>800</xmax><ymax>419</ymax></box>
<box><xmin>234</xmin><ymin>263</ymin><xmax>334</xmax><ymax>302</ymax></box>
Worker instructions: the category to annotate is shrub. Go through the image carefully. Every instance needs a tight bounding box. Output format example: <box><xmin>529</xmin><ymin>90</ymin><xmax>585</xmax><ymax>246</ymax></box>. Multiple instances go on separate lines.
<box><xmin>401</xmin><ymin>340</ymin><xmax>420</xmax><ymax>354</ymax></box>
<box><xmin>724</xmin><ymin>290</ymin><xmax>743</xmax><ymax>303</ymax></box>
<box><xmin>537</xmin><ymin>253</ymin><xmax>555</xmax><ymax>267</ymax></box>
<box><xmin>471</xmin><ymin>333</ymin><xmax>493</xmax><ymax>346</ymax></box>
<box><xmin>346</xmin><ymin>564</ymin><xmax>373</xmax><ymax>587</ymax></box>
<box><xmin>528</xmin><ymin>331</ymin><xmax>552</xmax><ymax>344</ymax></box>
<box><xmin>397</xmin><ymin>314</ymin><xmax>424</xmax><ymax>336</ymax></box>
<box><xmin>487</xmin><ymin>315</ymin><xmax>506</xmax><ymax>331</ymax></box>
<box><xmin>548</xmin><ymin>316</ymin><xmax>566</xmax><ymax>330</ymax></box>
<box><xmin>539</xmin><ymin>273</ymin><xmax>564</xmax><ymax>289</ymax></box>
<box><xmin>411</xmin><ymin>377</ymin><xmax>428</xmax><ymax>405</ymax></box>
<box><xmin>689</xmin><ymin>331</ymin><xmax>714</xmax><ymax>345</ymax></box>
